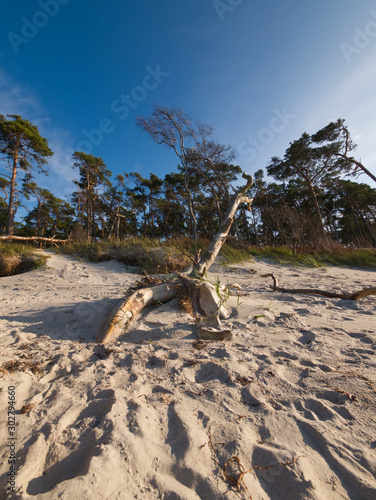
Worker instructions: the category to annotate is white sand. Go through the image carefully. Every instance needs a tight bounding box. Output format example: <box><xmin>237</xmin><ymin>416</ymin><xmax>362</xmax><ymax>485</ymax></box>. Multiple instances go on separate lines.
<box><xmin>0</xmin><ymin>252</ymin><xmax>375</xmax><ymax>499</ymax></box>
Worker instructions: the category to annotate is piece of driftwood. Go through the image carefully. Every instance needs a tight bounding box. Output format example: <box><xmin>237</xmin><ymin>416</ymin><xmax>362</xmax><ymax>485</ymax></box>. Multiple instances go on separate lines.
<box><xmin>97</xmin><ymin>173</ymin><xmax>253</xmax><ymax>343</ymax></box>
<box><xmin>0</xmin><ymin>236</ymin><xmax>70</xmax><ymax>245</ymax></box>
<box><xmin>262</xmin><ymin>273</ymin><xmax>376</xmax><ymax>301</ymax></box>
<box><xmin>96</xmin><ymin>283</ymin><xmax>179</xmax><ymax>343</ymax></box>
<box><xmin>198</xmin><ymin>328</ymin><xmax>233</xmax><ymax>341</ymax></box>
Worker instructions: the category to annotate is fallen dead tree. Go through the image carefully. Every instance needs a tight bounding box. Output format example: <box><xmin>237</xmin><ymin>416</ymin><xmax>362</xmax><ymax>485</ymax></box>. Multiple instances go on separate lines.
<box><xmin>96</xmin><ymin>282</ymin><xmax>179</xmax><ymax>344</ymax></box>
<box><xmin>262</xmin><ymin>273</ymin><xmax>376</xmax><ymax>301</ymax></box>
<box><xmin>0</xmin><ymin>236</ymin><xmax>70</xmax><ymax>246</ymax></box>
<box><xmin>96</xmin><ymin>173</ymin><xmax>254</xmax><ymax>344</ymax></box>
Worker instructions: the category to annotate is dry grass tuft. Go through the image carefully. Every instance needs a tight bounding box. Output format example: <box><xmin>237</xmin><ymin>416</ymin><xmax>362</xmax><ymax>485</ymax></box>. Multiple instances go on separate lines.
<box><xmin>58</xmin><ymin>238</ymin><xmax>194</xmax><ymax>273</ymax></box>
<box><xmin>0</xmin><ymin>244</ymin><xmax>47</xmax><ymax>277</ymax></box>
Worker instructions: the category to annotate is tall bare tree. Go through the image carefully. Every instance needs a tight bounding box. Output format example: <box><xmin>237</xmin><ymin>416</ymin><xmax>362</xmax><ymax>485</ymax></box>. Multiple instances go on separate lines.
<box><xmin>136</xmin><ymin>106</ymin><xmax>212</xmax><ymax>240</ymax></box>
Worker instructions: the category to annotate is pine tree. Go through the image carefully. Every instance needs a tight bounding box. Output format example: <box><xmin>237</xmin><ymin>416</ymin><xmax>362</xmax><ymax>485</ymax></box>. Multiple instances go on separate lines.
<box><xmin>72</xmin><ymin>152</ymin><xmax>111</xmax><ymax>241</ymax></box>
<box><xmin>0</xmin><ymin>115</ymin><xmax>53</xmax><ymax>235</ymax></box>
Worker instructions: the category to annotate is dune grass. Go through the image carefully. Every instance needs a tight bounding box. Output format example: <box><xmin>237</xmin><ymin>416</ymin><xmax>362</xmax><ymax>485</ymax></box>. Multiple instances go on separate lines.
<box><xmin>311</xmin><ymin>248</ymin><xmax>376</xmax><ymax>269</ymax></box>
<box><xmin>58</xmin><ymin>239</ymin><xmax>376</xmax><ymax>271</ymax></box>
<box><xmin>58</xmin><ymin>238</ymin><xmax>199</xmax><ymax>273</ymax></box>
<box><xmin>0</xmin><ymin>243</ymin><xmax>47</xmax><ymax>277</ymax></box>
<box><xmin>59</xmin><ymin>239</ymin><xmax>376</xmax><ymax>271</ymax></box>
<box><xmin>2</xmin><ymin>239</ymin><xmax>375</xmax><ymax>276</ymax></box>
<box><xmin>248</xmin><ymin>246</ymin><xmax>376</xmax><ymax>269</ymax></box>
<box><xmin>57</xmin><ymin>238</ymin><xmax>253</xmax><ymax>273</ymax></box>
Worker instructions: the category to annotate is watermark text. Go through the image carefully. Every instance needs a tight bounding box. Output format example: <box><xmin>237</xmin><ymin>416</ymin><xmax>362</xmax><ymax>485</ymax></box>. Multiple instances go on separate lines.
<box><xmin>340</xmin><ymin>11</ymin><xmax>376</xmax><ymax>63</ymax></box>
<box><xmin>7</xmin><ymin>0</ymin><xmax>71</xmax><ymax>54</ymax></box>
<box><xmin>77</xmin><ymin>65</ymin><xmax>170</xmax><ymax>154</ymax></box>
<box><xmin>7</xmin><ymin>386</ymin><xmax>17</xmax><ymax>493</ymax></box>
<box><xmin>238</xmin><ymin>107</ymin><xmax>296</xmax><ymax>162</ymax></box>
<box><xmin>213</xmin><ymin>0</ymin><xmax>246</xmax><ymax>21</ymax></box>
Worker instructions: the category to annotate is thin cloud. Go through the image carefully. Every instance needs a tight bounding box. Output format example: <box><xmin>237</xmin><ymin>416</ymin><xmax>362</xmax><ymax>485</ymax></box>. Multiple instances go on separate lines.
<box><xmin>0</xmin><ymin>68</ymin><xmax>77</xmax><ymax>199</ymax></box>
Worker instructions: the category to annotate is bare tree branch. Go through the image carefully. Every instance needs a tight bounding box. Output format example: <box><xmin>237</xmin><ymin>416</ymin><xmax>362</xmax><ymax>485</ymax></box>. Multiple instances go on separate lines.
<box><xmin>262</xmin><ymin>273</ymin><xmax>376</xmax><ymax>300</ymax></box>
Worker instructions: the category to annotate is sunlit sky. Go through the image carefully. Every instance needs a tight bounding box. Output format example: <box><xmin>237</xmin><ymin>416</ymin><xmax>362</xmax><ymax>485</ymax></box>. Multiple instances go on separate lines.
<box><xmin>1</xmin><ymin>0</ymin><xmax>376</xmax><ymax>212</ymax></box>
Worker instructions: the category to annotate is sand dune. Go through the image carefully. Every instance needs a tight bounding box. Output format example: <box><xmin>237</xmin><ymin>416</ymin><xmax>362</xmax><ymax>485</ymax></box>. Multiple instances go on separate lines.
<box><xmin>1</xmin><ymin>252</ymin><xmax>375</xmax><ymax>499</ymax></box>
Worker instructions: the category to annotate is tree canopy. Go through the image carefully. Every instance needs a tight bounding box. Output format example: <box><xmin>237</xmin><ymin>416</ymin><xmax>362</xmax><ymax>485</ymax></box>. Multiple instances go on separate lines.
<box><xmin>1</xmin><ymin>112</ymin><xmax>375</xmax><ymax>251</ymax></box>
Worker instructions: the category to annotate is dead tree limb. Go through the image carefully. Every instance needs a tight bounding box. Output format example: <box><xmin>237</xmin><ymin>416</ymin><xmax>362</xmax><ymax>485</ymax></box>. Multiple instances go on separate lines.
<box><xmin>193</xmin><ymin>173</ymin><xmax>253</xmax><ymax>276</ymax></box>
<box><xmin>0</xmin><ymin>236</ymin><xmax>70</xmax><ymax>245</ymax></box>
<box><xmin>262</xmin><ymin>273</ymin><xmax>376</xmax><ymax>301</ymax></box>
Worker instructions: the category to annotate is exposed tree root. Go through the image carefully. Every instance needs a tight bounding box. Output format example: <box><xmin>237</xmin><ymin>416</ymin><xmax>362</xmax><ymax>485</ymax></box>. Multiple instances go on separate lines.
<box><xmin>175</xmin><ymin>272</ymin><xmax>230</xmax><ymax>319</ymax></box>
<box><xmin>262</xmin><ymin>273</ymin><xmax>376</xmax><ymax>300</ymax></box>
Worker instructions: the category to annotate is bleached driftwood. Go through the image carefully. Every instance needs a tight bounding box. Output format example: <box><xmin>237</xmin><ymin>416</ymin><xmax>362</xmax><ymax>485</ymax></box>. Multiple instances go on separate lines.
<box><xmin>262</xmin><ymin>273</ymin><xmax>376</xmax><ymax>301</ymax></box>
<box><xmin>96</xmin><ymin>283</ymin><xmax>179</xmax><ymax>343</ymax></box>
<box><xmin>96</xmin><ymin>173</ymin><xmax>253</xmax><ymax>344</ymax></box>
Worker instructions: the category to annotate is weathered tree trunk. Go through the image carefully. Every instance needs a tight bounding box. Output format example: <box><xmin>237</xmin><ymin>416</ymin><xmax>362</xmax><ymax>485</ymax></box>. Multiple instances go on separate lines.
<box><xmin>307</xmin><ymin>182</ymin><xmax>326</xmax><ymax>238</ymax></box>
<box><xmin>175</xmin><ymin>272</ymin><xmax>232</xmax><ymax>341</ymax></box>
<box><xmin>186</xmin><ymin>176</ymin><xmax>197</xmax><ymax>241</ymax></box>
<box><xmin>6</xmin><ymin>143</ymin><xmax>19</xmax><ymax>236</ymax></box>
<box><xmin>193</xmin><ymin>173</ymin><xmax>253</xmax><ymax>276</ymax></box>
<box><xmin>86</xmin><ymin>172</ymin><xmax>91</xmax><ymax>241</ymax></box>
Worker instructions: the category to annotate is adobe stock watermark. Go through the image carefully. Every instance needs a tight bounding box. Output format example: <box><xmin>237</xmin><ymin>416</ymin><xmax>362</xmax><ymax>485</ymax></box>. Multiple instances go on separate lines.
<box><xmin>77</xmin><ymin>65</ymin><xmax>170</xmax><ymax>154</ymax></box>
<box><xmin>7</xmin><ymin>0</ymin><xmax>71</xmax><ymax>54</ymax></box>
<box><xmin>238</xmin><ymin>107</ymin><xmax>296</xmax><ymax>162</ymax></box>
<box><xmin>213</xmin><ymin>0</ymin><xmax>246</xmax><ymax>21</ymax></box>
<box><xmin>340</xmin><ymin>11</ymin><xmax>376</xmax><ymax>63</ymax></box>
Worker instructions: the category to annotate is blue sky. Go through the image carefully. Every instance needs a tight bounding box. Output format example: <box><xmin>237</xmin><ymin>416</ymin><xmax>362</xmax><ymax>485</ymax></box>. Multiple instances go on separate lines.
<box><xmin>1</xmin><ymin>0</ymin><xmax>376</xmax><ymax>213</ymax></box>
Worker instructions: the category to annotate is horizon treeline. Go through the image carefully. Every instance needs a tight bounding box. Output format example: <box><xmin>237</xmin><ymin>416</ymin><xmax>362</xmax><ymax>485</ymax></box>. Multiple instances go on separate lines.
<box><xmin>1</xmin><ymin>107</ymin><xmax>375</xmax><ymax>252</ymax></box>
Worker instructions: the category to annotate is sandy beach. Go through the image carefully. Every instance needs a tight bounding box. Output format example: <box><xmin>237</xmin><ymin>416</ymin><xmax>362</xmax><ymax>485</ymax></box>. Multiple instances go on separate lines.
<box><xmin>0</xmin><ymin>252</ymin><xmax>375</xmax><ymax>499</ymax></box>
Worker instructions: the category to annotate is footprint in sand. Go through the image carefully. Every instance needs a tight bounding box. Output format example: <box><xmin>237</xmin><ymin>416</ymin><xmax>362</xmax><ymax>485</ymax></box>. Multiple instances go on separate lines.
<box><xmin>346</xmin><ymin>331</ymin><xmax>375</xmax><ymax>345</ymax></box>
<box><xmin>295</xmin><ymin>398</ymin><xmax>340</xmax><ymax>421</ymax></box>
<box><xmin>298</xmin><ymin>330</ymin><xmax>316</xmax><ymax>345</ymax></box>
<box><xmin>297</xmin><ymin>420</ymin><xmax>376</xmax><ymax>499</ymax></box>
<box><xmin>19</xmin><ymin>389</ymin><xmax>115</xmax><ymax>496</ymax></box>
<box><xmin>354</xmin><ymin>347</ymin><xmax>375</xmax><ymax>359</ymax></box>
<box><xmin>251</xmin><ymin>444</ymin><xmax>315</xmax><ymax>498</ymax></box>
<box><xmin>194</xmin><ymin>362</ymin><xmax>231</xmax><ymax>384</ymax></box>
<box><xmin>294</xmin><ymin>395</ymin><xmax>355</xmax><ymax>423</ymax></box>
<box><xmin>126</xmin><ymin>400</ymin><xmax>142</xmax><ymax>436</ymax></box>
